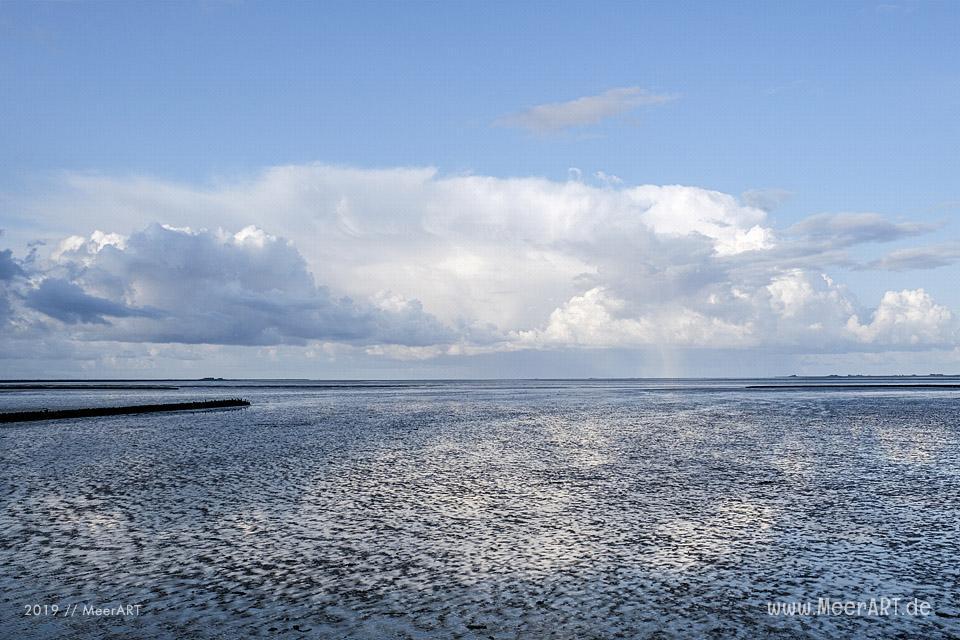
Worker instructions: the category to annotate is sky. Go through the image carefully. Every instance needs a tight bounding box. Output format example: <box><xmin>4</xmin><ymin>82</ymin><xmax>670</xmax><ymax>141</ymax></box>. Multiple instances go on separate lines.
<box><xmin>1</xmin><ymin>0</ymin><xmax>959</xmax><ymax>378</ymax></box>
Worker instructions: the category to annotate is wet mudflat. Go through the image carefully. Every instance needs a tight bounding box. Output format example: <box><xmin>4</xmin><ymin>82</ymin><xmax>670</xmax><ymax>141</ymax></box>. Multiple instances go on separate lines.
<box><xmin>1</xmin><ymin>380</ymin><xmax>959</xmax><ymax>639</ymax></box>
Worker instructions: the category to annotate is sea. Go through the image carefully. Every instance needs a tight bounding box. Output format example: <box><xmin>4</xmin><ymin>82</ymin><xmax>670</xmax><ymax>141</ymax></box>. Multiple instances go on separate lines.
<box><xmin>1</xmin><ymin>378</ymin><xmax>959</xmax><ymax>639</ymax></box>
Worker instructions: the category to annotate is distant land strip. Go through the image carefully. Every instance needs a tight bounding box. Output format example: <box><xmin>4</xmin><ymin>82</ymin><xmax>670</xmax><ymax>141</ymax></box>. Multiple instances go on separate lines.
<box><xmin>746</xmin><ymin>384</ymin><xmax>960</xmax><ymax>390</ymax></box>
<box><xmin>0</xmin><ymin>399</ymin><xmax>250</xmax><ymax>423</ymax></box>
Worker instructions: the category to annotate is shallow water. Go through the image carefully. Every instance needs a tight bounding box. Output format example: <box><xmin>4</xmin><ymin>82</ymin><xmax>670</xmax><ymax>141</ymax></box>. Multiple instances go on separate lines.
<box><xmin>1</xmin><ymin>379</ymin><xmax>959</xmax><ymax>639</ymax></box>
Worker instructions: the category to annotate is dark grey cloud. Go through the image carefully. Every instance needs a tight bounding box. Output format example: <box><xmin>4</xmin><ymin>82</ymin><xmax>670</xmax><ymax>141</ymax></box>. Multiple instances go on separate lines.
<box><xmin>26</xmin><ymin>224</ymin><xmax>456</xmax><ymax>347</ymax></box>
<box><xmin>862</xmin><ymin>243</ymin><xmax>960</xmax><ymax>271</ymax></box>
<box><xmin>0</xmin><ymin>248</ymin><xmax>26</xmax><ymax>328</ymax></box>
<box><xmin>0</xmin><ymin>249</ymin><xmax>23</xmax><ymax>280</ymax></box>
<box><xmin>25</xmin><ymin>278</ymin><xmax>159</xmax><ymax>325</ymax></box>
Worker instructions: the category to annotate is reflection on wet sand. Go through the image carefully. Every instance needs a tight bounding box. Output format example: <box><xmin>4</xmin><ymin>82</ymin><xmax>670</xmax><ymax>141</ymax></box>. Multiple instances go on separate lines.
<box><xmin>1</xmin><ymin>383</ymin><xmax>959</xmax><ymax>638</ymax></box>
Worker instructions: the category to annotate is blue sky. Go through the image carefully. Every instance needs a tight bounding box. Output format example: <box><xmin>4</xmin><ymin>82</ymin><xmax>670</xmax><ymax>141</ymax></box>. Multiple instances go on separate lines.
<box><xmin>1</xmin><ymin>1</ymin><xmax>959</xmax><ymax>377</ymax></box>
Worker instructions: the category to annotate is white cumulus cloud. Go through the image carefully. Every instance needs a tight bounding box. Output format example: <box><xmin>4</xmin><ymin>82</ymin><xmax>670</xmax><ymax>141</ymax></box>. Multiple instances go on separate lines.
<box><xmin>847</xmin><ymin>289</ymin><xmax>955</xmax><ymax>346</ymax></box>
<box><xmin>515</xmin><ymin>287</ymin><xmax>755</xmax><ymax>349</ymax></box>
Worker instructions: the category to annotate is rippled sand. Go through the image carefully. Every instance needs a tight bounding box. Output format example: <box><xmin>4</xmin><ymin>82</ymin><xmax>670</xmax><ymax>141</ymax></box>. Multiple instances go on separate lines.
<box><xmin>1</xmin><ymin>381</ymin><xmax>959</xmax><ymax>638</ymax></box>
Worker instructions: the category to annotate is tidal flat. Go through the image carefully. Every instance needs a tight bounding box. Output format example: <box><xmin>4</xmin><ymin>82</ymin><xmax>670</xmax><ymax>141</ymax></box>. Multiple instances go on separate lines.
<box><xmin>1</xmin><ymin>379</ymin><xmax>959</xmax><ymax>639</ymax></box>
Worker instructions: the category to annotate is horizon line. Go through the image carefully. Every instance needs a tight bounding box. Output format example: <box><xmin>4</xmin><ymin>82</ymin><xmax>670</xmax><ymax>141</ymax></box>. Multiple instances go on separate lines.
<box><xmin>2</xmin><ymin>374</ymin><xmax>960</xmax><ymax>383</ymax></box>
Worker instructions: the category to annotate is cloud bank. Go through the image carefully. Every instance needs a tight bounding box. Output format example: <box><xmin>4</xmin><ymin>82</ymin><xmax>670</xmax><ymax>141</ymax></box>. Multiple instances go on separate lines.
<box><xmin>1</xmin><ymin>164</ymin><xmax>958</xmax><ymax>375</ymax></box>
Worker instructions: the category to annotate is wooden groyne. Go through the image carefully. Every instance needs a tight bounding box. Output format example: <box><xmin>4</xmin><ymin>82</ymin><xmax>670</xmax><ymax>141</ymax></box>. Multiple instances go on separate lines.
<box><xmin>0</xmin><ymin>384</ymin><xmax>179</xmax><ymax>391</ymax></box>
<box><xmin>0</xmin><ymin>399</ymin><xmax>250</xmax><ymax>424</ymax></box>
